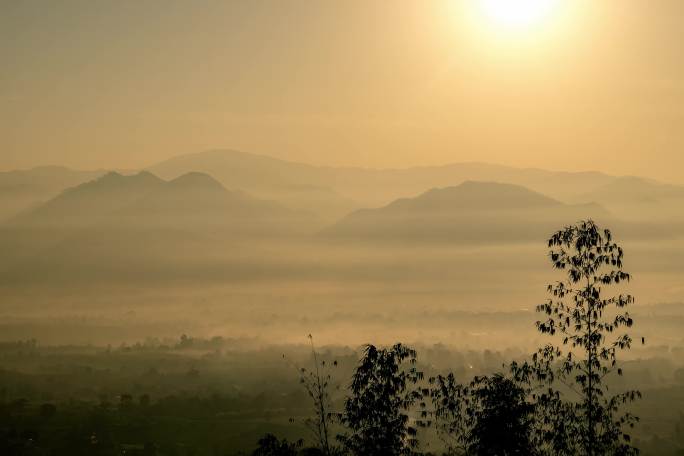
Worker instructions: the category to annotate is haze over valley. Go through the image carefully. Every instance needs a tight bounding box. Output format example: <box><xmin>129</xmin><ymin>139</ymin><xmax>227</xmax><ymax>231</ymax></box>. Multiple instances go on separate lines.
<box><xmin>1</xmin><ymin>149</ymin><xmax>683</xmax><ymax>352</ymax></box>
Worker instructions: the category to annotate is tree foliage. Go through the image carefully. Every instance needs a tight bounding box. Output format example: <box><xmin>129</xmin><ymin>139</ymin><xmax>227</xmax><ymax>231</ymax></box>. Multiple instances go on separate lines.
<box><xmin>252</xmin><ymin>434</ymin><xmax>303</xmax><ymax>456</ymax></box>
<box><xmin>428</xmin><ymin>373</ymin><xmax>534</xmax><ymax>456</ymax></box>
<box><xmin>511</xmin><ymin>220</ymin><xmax>641</xmax><ymax>456</ymax></box>
<box><xmin>338</xmin><ymin>343</ymin><xmax>423</xmax><ymax>456</ymax></box>
<box><xmin>467</xmin><ymin>374</ymin><xmax>535</xmax><ymax>456</ymax></box>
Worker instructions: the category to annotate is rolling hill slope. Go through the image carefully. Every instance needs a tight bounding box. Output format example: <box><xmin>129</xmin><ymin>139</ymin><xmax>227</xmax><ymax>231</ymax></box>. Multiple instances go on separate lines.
<box><xmin>324</xmin><ymin>181</ymin><xmax>608</xmax><ymax>243</ymax></box>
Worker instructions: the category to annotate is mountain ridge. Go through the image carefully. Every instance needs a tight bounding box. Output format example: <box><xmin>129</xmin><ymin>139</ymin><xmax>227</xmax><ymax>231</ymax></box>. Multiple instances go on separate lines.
<box><xmin>4</xmin><ymin>149</ymin><xmax>684</xmax><ymax>224</ymax></box>
<box><xmin>147</xmin><ymin>149</ymin><xmax>624</xmax><ymax>209</ymax></box>
<box><xmin>9</xmin><ymin>170</ymin><xmax>301</xmax><ymax>230</ymax></box>
<box><xmin>324</xmin><ymin>181</ymin><xmax>609</xmax><ymax>243</ymax></box>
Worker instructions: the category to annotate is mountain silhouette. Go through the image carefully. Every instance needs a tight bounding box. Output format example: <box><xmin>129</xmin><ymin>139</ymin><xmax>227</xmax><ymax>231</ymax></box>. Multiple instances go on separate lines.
<box><xmin>0</xmin><ymin>166</ymin><xmax>106</xmax><ymax>221</ymax></box>
<box><xmin>324</xmin><ymin>181</ymin><xmax>608</xmax><ymax>243</ymax></box>
<box><xmin>0</xmin><ymin>170</ymin><xmax>315</xmax><ymax>285</ymax></box>
<box><xmin>576</xmin><ymin>176</ymin><xmax>684</xmax><ymax>204</ymax></box>
<box><xmin>2</xmin><ymin>150</ymin><xmax>677</xmax><ymax>224</ymax></box>
<box><xmin>149</xmin><ymin>149</ymin><xmax>358</xmax><ymax>220</ymax></box>
<box><xmin>122</xmin><ymin>172</ymin><xmax>293</xmax><ymax>221</ymax></box>
<box><xmin>381</xmin><ymin>181</ymin><xmax>561</xmax><ymax>212</ymax></box>
<box><xmin>14</xmin><ymin>171</ymin><xmax>166</xmax><ymax>224</ymax></box>
<box><xmin>148</xmin><ymin>149</ymin><xmax>617</xmax><ymax>209</ymax></box>
<box><xmin>11</xmin><ymin>170</ymin><xmax>305</xmax><ymax>232</ymax></box>
<box><xmin>571</xmin><ymin>176</ymin><xmax>684</xmax><ymax>221</ymax></box>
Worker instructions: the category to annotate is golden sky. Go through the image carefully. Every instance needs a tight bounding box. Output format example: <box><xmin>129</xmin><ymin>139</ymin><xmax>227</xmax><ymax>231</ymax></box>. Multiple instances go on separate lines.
<box><xmin>2</xmin><ymin>0</ymin><xmax>683</xmax><ymax>182</ymax></box>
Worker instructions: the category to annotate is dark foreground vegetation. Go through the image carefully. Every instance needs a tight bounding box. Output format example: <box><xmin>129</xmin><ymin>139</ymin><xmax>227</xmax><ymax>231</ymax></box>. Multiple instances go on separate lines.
<box><xmin>2</xmin><ymin>221</ymin><xmax>684</xmax><ymax>455</ymax></box>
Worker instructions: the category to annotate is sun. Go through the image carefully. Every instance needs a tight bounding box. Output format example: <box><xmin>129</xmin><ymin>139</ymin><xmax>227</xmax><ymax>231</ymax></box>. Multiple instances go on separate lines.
<box><xmin>479</xmin><ymin>0</ymin><xmax>560</xmax><ymax>30</ymax></box>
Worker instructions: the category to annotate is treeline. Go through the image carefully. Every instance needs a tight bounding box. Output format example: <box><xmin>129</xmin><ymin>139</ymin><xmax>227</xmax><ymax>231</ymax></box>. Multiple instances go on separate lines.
<box><xmin>255</xmin><ymin>221</ymin><xmax>643</xmax><ymax>456</ymax></box>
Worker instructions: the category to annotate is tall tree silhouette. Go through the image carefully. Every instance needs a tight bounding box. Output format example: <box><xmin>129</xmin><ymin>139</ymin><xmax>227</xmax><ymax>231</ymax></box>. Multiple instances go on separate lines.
<box><xmin>297</xmin><ymin>335</ymin><xmax>338</xmax><ymax>456</ymax></box>
<box><xmin>428</xmin><ymin>373</ymin><xmax>535</xmax><ymax>455</ymax></box>
<box><xmin>338</xmin><ymin>344</ymin><xmax>423</xmax><ymax>456</ymax></box>
<box><xmin>512</xmin><ymin>220</ymin><xmax>641</xmax><ymax>455</ymax></box>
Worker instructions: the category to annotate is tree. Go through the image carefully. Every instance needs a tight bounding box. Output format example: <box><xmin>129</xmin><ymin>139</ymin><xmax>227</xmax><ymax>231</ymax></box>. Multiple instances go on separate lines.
<box><xmin>296</xmin><ymin>335</ymin><xmax>338</xmax><ymax>456</ymax></box>
<box><xmin>511</xmin><ymin>220</ymin><xmax>641</xmax><ymax>455</ymax></box>
<box><xmin>338</xmin><ymin>343</ymin><xmax>423</xmax><ymax>456</ymax></box>
<box><xmin>428</xmin><ymin>373</ymin><xmax>534</xmax><ymax>456</ymax></box>
<box><xmin>426</xmin><ymin>372</ymin><xmax>468</xmax><ymax>455</ymax></box>
<box><xmin>252</xmin><ymin>434</ymin><xmax>303</xmax><ymax>456</ymax></box>
<box><xmin>467</xmin><ymin>374</ymin><xmax>535</xmax><ymax>456</ymax></box>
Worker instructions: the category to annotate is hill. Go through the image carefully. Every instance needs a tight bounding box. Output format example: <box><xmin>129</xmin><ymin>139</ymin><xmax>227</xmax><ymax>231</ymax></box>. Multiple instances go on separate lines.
<box><xmin>323</xmin><ymin>181</ymin><xmax>608</xmax><ymax>243</ymax></box>
<box><xmin>19</xmin><ymin>171</ymin><xmax>166</xmax><ymax>223</ymax></box>
<box><xmin>574</xmin><ymin>176</ymin><xmax>684</xmax><ymax>221</ymax></box>
<box><xmin>0</xmin><ymin>166</ymin><xmax>105</xmax><ymax>221</ymax></box>
<box><xmin>0</xmin><ymin>170</ymin><xmax>316</xmax><ymax>285</ymax></box>
<box><xmin>577</xmin><ymin>176</ymin><xmax>684</xmax><ymax>203</ymax></box>
<box><xmin>122</xmin><ymin>172</ymin><xmax>291</xmax><ymax>220</ymax></box>
<box><xmin>149</xmin><ymin>150</ymin><xmax>359</xmax><ymax>221</ymax></box>
<box><xmin>11</xmin><ymin>170</ymin><xmax>308</xmax><ymax>232</ymax></box>
<box><xmin>148</xmin><ymin>149</ymin><xmax>616</xmax><ymax>210</ymax></box>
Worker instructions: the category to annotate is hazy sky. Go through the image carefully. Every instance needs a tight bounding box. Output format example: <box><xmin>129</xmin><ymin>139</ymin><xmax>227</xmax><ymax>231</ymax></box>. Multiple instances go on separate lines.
<box><xmin>2</xmin><ymin>0</ymin><xmax>683</xmax><ymax>182</ymax></box>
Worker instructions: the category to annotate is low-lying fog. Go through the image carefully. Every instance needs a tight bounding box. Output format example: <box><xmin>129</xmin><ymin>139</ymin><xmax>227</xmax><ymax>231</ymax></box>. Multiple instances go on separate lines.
<box><xmin>1</xmin><ymin>238</ymin><xmax>682</xmax><ymax>356</ymax></box>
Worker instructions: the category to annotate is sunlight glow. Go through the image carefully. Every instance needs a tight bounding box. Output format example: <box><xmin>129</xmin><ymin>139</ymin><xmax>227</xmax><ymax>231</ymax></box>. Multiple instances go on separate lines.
<box><xmin>479</xmin><ymin>0</ymin><xmax>561</xmax><ymax>30</ymax></box>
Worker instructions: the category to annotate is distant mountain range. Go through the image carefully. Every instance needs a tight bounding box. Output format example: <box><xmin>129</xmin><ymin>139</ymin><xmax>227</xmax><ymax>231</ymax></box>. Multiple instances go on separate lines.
<box><xmin>2</xmin><ymin>152</ymin><xmax>684</xmax><ymax>286</ymax></box>
<box><xmin>4</xmin><ymin>149</ymin><xmax>684</xmax><ymax>224</ymax></box>
<box><xmin>323</xmin><ymin>181</ymin><xmax>608</xmax><ymax>243</ymax></box>
<box><xmin>148</xmin><ymin>149</ymin><xmax>618</xmax><ymax>209</ymax></box>
<box><xmin>11</xmin><ymin>170</ymin><xmax>304</xmax><ymax>233</ymax></box>
<box><xmin>147</xmin><ymin>150</ymin><xmax>684</xmax><ymax>223</ymax></box>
